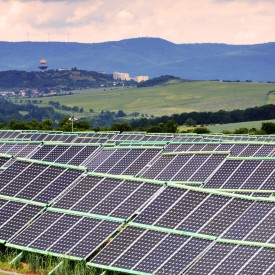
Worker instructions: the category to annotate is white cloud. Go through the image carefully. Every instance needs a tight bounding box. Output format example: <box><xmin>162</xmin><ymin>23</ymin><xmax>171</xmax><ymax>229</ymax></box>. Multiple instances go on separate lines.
<box><xmin>0</xmin><ymin>0</ymin><xmax>275</xmax><ymax>44</ymax></box>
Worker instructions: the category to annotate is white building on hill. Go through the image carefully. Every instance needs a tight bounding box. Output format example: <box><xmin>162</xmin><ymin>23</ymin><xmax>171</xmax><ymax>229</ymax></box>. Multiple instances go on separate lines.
<box><xmin>113</xmin><ymin>72</ymin><xmax>130</xmax><ymax>81</ymax></box>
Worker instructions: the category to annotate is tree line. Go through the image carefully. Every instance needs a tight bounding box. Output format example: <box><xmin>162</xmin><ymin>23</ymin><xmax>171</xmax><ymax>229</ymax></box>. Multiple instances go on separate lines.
<box><xmin>2</xmin><ymin>117</ymin><xmax>275</xmax><ymax>135</ymax></box>
<box><xmin>131</xmin><ymin>104</ymin><xmax>275</xmax><ymax>128</ymax></box>
<box><xmin>1</xmin><ymin>97</ymin><xmax>275</xmax><ymax>134</ymax></box>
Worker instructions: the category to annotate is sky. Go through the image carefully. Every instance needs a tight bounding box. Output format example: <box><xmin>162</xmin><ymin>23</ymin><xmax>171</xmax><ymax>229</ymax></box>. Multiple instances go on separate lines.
<box><xmin>0</xmin><ymin>0</ymin><xmax>275</xmax><ymax>44</ymax></box>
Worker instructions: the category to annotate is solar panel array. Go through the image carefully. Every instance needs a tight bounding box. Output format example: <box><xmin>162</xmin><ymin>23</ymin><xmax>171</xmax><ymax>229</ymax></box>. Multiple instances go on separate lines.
<box><xmin>0</xmin><ymin>129</ymin><xmax>274</xmax><ymax>274</ymax></box>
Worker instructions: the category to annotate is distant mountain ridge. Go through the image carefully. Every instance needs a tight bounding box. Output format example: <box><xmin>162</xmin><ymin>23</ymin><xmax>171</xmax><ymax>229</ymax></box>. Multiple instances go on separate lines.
<box><xmin>0</xmin><ymin>37</ymin><xmax>275</xmax><ymax>81</ymax></box>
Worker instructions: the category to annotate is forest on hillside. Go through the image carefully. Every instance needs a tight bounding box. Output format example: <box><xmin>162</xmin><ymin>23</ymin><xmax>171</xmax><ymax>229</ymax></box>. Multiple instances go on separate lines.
<box><xmin>0</xmin><ymin>69</ymin><xmax>133</xmax><ymax>90</ymax></box>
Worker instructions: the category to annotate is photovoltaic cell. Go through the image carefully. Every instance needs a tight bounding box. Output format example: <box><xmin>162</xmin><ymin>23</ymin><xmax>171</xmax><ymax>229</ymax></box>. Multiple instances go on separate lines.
<box><xmin>177</xmin><ymin>195</ymin><xmax>230</xmax><ymax>232</ymax></box>
<box><xmin>111</xmin><ymin>182</ymin><xmax>161</xmax><ymax>219</ymax></box>
<box><xmin>155</xmin><ymin>238</ymin><xmax>211</xmax><ymax>275</ymax></box>
<box><xmin>33</xmin><ymin>169</ymin><xmax>83</xmax><ymax>203</ymax></box>
<box><xmin>140</xmin><ymin>155</ymin><xmax>175</xmax><ymax>179</ymax></box>
<box><xmin>203</xmin><ymin>160</ymin><xmax>242</xmax><ymax>188</ymax></box>
<box><xmin>0</xmin><ymin>157</ymin><xmax>9</xmax><ymax>167</ymax></box>
<box><xmin>199</xmin><ymin>199</ymin><xmax>253</xmax><ymax>236</ymax></box>
<box><xmin>244</xmin><ymin>210</ymin><xmax>275</xmax><ymax>242</ymax></box>
<box><xmin>155</xmin><ymin>191</ymin><xmax>209</xmax><ymax>229</ymax></box>
<box><xmin>16</xmin><ymin>165</ymin><xmax>65</xmax><ymax>200</ymax></box>
<box><xmin>211</xmin><ymin>245</ymin><xmax>259</xmax><ymax>274</ymax></box>
<box><xmin>68</xmin><ymin>146</ymin><xmax>99</xmax><ymax>166</ymax></box>
<box><xmin>67</xmin><ymin>220</ymin><xmax>121</xmax><ymax>258</ymax></box>
<box><xmin>222</xmin><ymin>201</ymin><xmax>274</xmax><ymax>240</ymax></box>
<box><xmin>53</xmin><ymin>176</ymin><xmax>103</xmax><ymax>209</ymax></box>
<box><xmin>184</xmin><ymin>243</ymin><xmax>235</xmax><ymax>274</ymax></box>
<box><xmin>134</xmin><ymin>187</ymin><xmax>186</xmax><ymax>225</ymax></box>
<box><xmin>156</xmin><ymin>155</ymin><xmax>192</xmax><ymax>181</ymax></box>
<box><xmin>0</xmin><ymin>163</ymin><xmax>47</xmax><ymax>197</ymax></box>
<box><xmin>11</xmin><ymin>211</ymin><xmax>122</xmax><ymax>258</ymax></box>
<box><xmin>123</xmin><ymin>149</ymin><xmax>161</xmax><ymax>176</ymax></box>
<box><xmin>238</xmin><ymin>248</ymin><xmax>275</xmax><ymax>274</ymax></box>
<box><xmin>30</xmin><ymin>145</ymin><xmax>56</xmax><ymax>160</ymax></box>
<box><xmin>0</xmin><ymin>202</ymin><xmax>43</xmax><ymax>241</ymax></box>
<box><xmin>0</xmin><ymin>161</ymin><xmax>31</xmax><ymax>190</ymax></box>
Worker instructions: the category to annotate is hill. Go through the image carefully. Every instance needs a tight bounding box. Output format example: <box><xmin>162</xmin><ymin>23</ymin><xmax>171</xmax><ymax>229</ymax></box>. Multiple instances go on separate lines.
<box><xmin>0</xmin><ymin>69</ymin><xmax>117</xmax><ymax>90</ymax></box>
<box><xmin>0</xmin><ymin>38</ymin><xmax>275</xmax><ymax>81</ymax></box>
<box><xmin>13</xmin><ymin>80</ymin><xmax>275</xmax><ymax>117</ymax></box>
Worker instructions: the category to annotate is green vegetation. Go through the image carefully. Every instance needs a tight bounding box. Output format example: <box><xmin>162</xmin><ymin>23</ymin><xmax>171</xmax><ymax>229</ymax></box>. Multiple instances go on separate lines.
<box><xmin>132</xmin><ymin>104</ymin><xmax>275</xmax><ymax>128</ymax></box>
<box><xmin>0</xmin><ymin>69</ymin><xmax>120</xmax><ymax>90</ymax></box>
<box><xmin>0</xmin><ymin>248</ymin><xmax>121</xmax><ymax>275</ymax></box>
<box><xmin>207</xmin><ymin>119</ymin><xmax>275</xmax><ymax>133</ymax></box>
<box><xmin>136</xmin><ymin>75</ymin><xmax>181</xmax><ymax>87</ymax></box>
<box><xmin>14</xmin><ymin>80</ymin><xmax>275</xmax><ymax>116</ymax></box>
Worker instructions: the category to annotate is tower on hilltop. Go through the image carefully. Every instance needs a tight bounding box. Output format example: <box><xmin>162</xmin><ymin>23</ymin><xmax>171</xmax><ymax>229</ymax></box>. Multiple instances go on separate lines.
<box><xmin>38</xmin><ymin>59</ymin><xmax>48</xmax><ymax>71</ymax></box>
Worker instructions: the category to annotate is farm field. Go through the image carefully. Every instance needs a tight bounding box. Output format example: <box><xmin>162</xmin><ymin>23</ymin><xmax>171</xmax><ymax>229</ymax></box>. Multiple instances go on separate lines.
<box><xmin>208</xmin><ymin>119</ymin><xmax>275</xmax><ymax>132</ymax></box>
<box><xmin>12</xmin><ymin>80</ymin><xmax>275</xmax><ymax>116</ymax></box>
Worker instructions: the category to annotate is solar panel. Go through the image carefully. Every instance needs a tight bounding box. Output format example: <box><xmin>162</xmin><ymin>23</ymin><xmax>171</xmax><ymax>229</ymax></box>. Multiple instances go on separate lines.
<box><xmin>68</xmin><ymin>146</ymin><xmax>99</xmax><ymax>166</ymax></box>
<box><xmin>203</xmin><ymin>160</ymin><xmax>242</xmax><ymax>188</ymax></box>
<box><xmin>141</xmin><ymin>155</ymin><xmax>175</xmax><ymax>179</ymax></box>
<box><xmin>238</xmin><ymin>247</ymin><xmax>275</xmax><ymax>274</ymax></box>
<box><xmin>86</xmin><ymin>150</ymin><xmax>115</xmax><ymax>171</ymax></box>
<box><xmin>94</xmin><ymin>150</ymin><xmax>129</xmax><ymax>172</ymax></box>
<box><xmin>42</xmin><ymin>145</ymin><xmax>70</xmax><ymax>162</ymax></box>
<box><xmin>0</xmin><ymin>200</ymin><xmax>43</xmax><ymax>242</ymax></box>
<box><xmin>134</xmin><ymin>187</ymin><xmax>187</xmax><ymax>225</ymax></box>
<box><xmin>33</xmin><ymin>168</ymin><xmax>83</xmax><ymax>203</ymax></box>
<box><xmin>0</xmin><ymin>131</ymin><xmax>274</xmax><ymax>275</ymax></box>
<box><xmin>15</xmin><ymin>144</ymin><xmax>39</xmax><ymax>158</ymax></box>
<box><xmin>222</xmin><ymin>201</ymin><xmax>274</xmax><ymax>240</ymax></box>
<box><xmin>157</xmin><ymin>155</ymin><xmax>193</xmax><ymax>181</ymax></box>
<box><xmin>199</xmin><ymin>198</ymin><xmax>253</xmax><ymax>236</ymax></box>
<box><xmin>53</xmin><ymin>176</ymin><xmax>103</xmax><ymax>209</ymax></box>
<box><xmin>30</xmin><ymin>145</ymin><xmax>56</xmax><ymax>160</ymax></box>
<box><xmin>244</xmin><ymin>210</ymin><xmax>275</xmax><ymax>242</ymax></box>
<box><xmin>90</xmin><ymin>226</ymin><xmax>212</xmax><ymax>274</ymax></box>
<box><xmin>172</xmin><ymin>154</ymin><xmax>210</xmax><ymax>181</ymax></box>
<box><xmin>9</xmin><ymin>211</ymin><xmax>122</xmax><ymax>259</ymax></box>
<box><xmin>0</xmin><ymin>156</ymin><xmax>11</xmax><ymax>167</ymax></box>
<box><xmin>123</xmin><ymin>149</ymin><xmax>161</xmax><ymax>176</ymax></box>
<box><xmin>0</xmin><ymin>163</ymin><xmax>47</xmax><ymax>197</ymax></box>
<box><xmin>0</xmin><ymin>161</ymin><xmax>31</xmax><ymax>190</ymax></box>
<box><xmin>204</xmin><ymin>159</ymin><xmax>275</xmax><ymax>190</ymax></box>
<box><xmin>107</xmin><ymin>149</ymin><xmax>143</xmax><ymax>174</ymax></box>
<box><xmin>53</xmin><ymin>175</ymin><xmax>162</xmax><ymax>219</ymax></box>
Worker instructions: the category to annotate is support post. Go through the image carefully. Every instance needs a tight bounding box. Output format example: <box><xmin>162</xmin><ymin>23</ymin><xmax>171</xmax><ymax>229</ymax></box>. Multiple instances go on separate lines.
<box><xmin>9</xmin><ymin>251</ymin><xmax>24</xmax><ymax>266</ymax></box>
<box><xmin>48</xmin><ymin>261</ymin><xmax>64</xmax><ymax>275</ymax></box>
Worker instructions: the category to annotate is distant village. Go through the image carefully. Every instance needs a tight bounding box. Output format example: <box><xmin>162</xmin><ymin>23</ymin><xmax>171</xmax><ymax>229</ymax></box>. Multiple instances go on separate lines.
<box><xmin>0</xmin><ymin>59</ymin><xmax>149</xmax><ymax>98</ymax></box>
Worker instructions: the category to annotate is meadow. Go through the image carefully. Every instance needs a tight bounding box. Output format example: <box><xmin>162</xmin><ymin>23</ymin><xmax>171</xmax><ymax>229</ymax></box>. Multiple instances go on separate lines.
<box><xmin>13</xmin><ymin>80</ymin><xmax>275</xmax><ymax>117</ymax></box>
<box><xmin>178</xmin><ymin>119</ymin><xmax>275</xmax><ymax>133</ymax></box>
<box><xmin>207</xmin><ymin>119</ymin><xmax>275</xmax><ymax>133</ymax></box>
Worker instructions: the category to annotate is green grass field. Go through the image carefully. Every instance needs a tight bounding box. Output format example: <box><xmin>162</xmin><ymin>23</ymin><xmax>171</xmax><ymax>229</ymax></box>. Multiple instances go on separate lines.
<box><xmin>178</xmin><ymin>119</ymin><xmax>275</xmax><ymax>133</ymax></box>
<box><xmin>12</xmin><ymin>80</ymin><xmax>275</xmax><ymax>116</ymax></box>
<box><xmin>207</xmin><ymin>119</ymin><xmax>275</xmax><ymax>133</ymax></box>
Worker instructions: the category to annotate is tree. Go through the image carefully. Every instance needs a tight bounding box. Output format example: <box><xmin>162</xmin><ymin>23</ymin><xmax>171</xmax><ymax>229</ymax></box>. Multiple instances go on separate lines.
<box><xmin>185</xmin><ymin>118</ymin><xmax>196</xmax><ymax>127</ymax></box>
<box><xmin>111</xmin><ymin>122</ymin><xmax>133</xmax><ymax>132</ymax></box>
<box><xmin>8</xmin><ymin>119</ymin><xmax>31</xmax><ymax>130</ymax></box>
<box><xmin>41</xmin><ymin>118</ymin><xmax>54</xmax><ymax>130</ymax></box>
<box><xmin>74</xmin><ymin>120</ymin><xmax>91</xmax><ymax>131</ymax></box>
<box><xmin>234</xmin><ymin>128</ymin><xmax>249</xmax><ymax>134</ymax></box>
<box><xmin>116</xmin><ymin>110</ymin><xmax>127</xmax><ymax>117</ymax></box>
<box><xmin>261</xmin><ymin>122</ymin><xmax>275</xmax><ymax>134</ymax></box>
<box><xmin>29</xmin><ymin>119</ymin><xmax>40</xmax><ymax>130</ymax></box>
<box><xmin>165</xmin><ymin>120</ymin><xmax>178</xmax><ymax>133</ymax></box>
<box><xmin>58</xmin><ymin>116</ymin><xmax>71</xmax><ymax>131</ymax></box>
<box><xmin>193</xmin><ymin>127</ymin><xmax>211</xmax><ymax>134</ymax></box>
